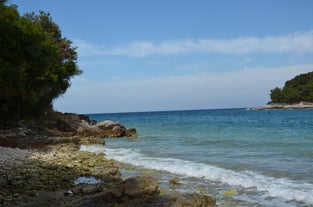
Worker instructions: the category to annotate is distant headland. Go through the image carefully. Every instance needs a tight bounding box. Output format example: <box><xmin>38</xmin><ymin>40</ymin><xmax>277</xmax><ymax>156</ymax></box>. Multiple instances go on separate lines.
<box><xmin>250</xmin><ymin>71</ymin><xmax>313</xmax><ymax>110</ymax></box>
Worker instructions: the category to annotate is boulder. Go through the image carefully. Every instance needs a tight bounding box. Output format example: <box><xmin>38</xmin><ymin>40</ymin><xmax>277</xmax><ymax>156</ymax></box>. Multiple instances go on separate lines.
<box><xmin>121</xmin><ymin>176</ymin><xmax>159</xmax><ymax>199</ymax></box>
<box><xmin>77</xmin><ymin>120</ymin><xmax>127</xmax><ymax>138</ymax></box>
<box><xmin>50</xmin><ymin>113</ymin><xmax>133</xmax><ymax>139</ymax></box>
<box><xmin>79</xmin><ymin>176</ymin><xmax>158</xmax><ymax>205</ymax></box>
<box><xmin>50</xmin><ymin>113</ymin><xmax>138</xmax><ymax>139</ymax></box>
<box><xmin>96</xmin><ymin>121</ymin><xmax>126</xmax><ymax>137</ymax></box>
<box><xmin>166</xmin><ymin>193</ymin><xmax>216</xmax><ymax>207</ymax></box>
<box><xmin>169</xmin><ymin>177</ymin><xmax>180</xmax><ymax>186</ymax></box>
<box><xmin>125</xmin><ymin>128</ymin><xmax>138</xmax><ymax>137</ymax></box>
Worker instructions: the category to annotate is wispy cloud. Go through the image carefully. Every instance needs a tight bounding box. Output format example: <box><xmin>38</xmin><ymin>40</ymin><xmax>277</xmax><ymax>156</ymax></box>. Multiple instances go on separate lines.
<box><xmin>55</xmin><ymin>64</ymin><xmax>313</xmax><ymax>113</ymax></box>
<box><xmin>75</xmin><ymin>31</ymin><xmax>313</xmax><ymax>57</ymax></box>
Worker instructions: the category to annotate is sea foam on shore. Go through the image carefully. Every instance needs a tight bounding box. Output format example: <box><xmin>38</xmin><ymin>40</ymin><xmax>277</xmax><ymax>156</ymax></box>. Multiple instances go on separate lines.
<box><xmin>81</xmin><ymin>144</ymin><xmax>313</xmax><ymax>207</ymax></box>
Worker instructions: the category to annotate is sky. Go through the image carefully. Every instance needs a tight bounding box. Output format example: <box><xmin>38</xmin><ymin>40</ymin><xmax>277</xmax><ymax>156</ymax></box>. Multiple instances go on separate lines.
<box><xmin>12</xmin><ymin>0</ymin><xmax>313</xmax><ymax>114</ymax></box>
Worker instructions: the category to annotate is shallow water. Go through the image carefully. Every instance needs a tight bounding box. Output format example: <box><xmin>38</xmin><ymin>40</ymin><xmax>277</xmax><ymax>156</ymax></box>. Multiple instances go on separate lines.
<box><xmin>83</xmin><ymin>108</ymin><xmax>313</xmax><ymax>206</ymax></box>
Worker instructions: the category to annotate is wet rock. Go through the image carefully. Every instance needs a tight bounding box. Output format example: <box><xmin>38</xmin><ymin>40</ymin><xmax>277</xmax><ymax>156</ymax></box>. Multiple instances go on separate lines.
<box><xmin>169</xmin><ymin>178</ymin><xmax>180</xmax><ymax>186</ymax></box>
<box><xmin>125</xmin><ymin>128</ymin><xmax>138</xmax><ymax>137</ymax></box>
<box><xmin>222</xmin><ymin>188</ymin><xmax>238</xmax><ymax>196</ymax></box>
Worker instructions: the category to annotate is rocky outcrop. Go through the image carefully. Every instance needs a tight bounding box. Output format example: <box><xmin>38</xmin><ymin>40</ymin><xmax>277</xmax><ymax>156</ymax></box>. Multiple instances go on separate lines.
<box><xmin>78</xmin><ymin>120</ymin><xmax>127</xmax><ymax>138</ymax></box>
<box><xmin>249</xmin><ymin>102</ymin><xmax>313</xmax><ymax>110</ymax></box>
<box><xmin>0</xmin><ymin>113</ymin><xmax>137</xmax><ymax>148</ymax></box>
<box><xmin>125</xmin><ymin>128</ymin><xmax>138</xmax><ymax>137</ymax></box>
<box><xmin>54</xmin><ymin>114</ymin><xmax>138</xmax><ymax>139</ymax></box>
<box><xmin>45</xmin><ymin>113</ymin><xmax>135</xmax><ymax>138</ymax></box>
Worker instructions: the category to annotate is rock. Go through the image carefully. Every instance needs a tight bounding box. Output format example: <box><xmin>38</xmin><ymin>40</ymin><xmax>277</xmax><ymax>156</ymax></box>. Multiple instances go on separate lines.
<box><xmin>96</xmin><ymin>121</ymin><xmax>126</xmax><ymax>137</ymax></box>
<box><xmin>79</xmin><ymin>176</ymin><xmax>159</xmax><ymax>206</ymax></box>
<box><xmin>78</xmin><ymin>114</ymin><xmax>91</xmax><ymax>124</ymax></box>
<box><xmin>79</xmin><ymin>185</ymin><xmax>102</xmax><ymax>195</ymax></box>
<box><xmin>77</xmin><ymin>120</ymin><xmax>131</xmax><ymax>138</ymax></box>
<box><xmin>1</xmin><ymin>112</ymin><xmax>138</xmax><ymax>148</ymax></box>
<box><xmin>64</xmin><ymin>189</ymin><xmax>74</xmax><ymax>197</ymax></box>
<box><xmin>169</xmin><ymin>178</ymin><xmax>180</xmax><ymax>186</ymax></box>
<box><xmin>104</xmin><ymin>193</ymin><xmax>217</xmax><ymax>207</ymax></box>
<box><xmin>56</xmin><ymin>119</ymin><xmax>76</xmax><ymax>133</ymax></box>
<box><xmin>85</xmin><ymin>187</ymin><xmax>123</xmax><ymax>204</ymax></box>
<box><xmin>166</xmin><ymin>193</ymin><xmax>216</xmax><ymax>207</ymax></box>
<box><xmin>79</xmin><ymin>137</ymin><xmax>105</xmax><ymax>145</ymax></box>
<box><xmin>222</xmin><ymin>188</ymin><xmax>238</xmax><ymax>196</ymax></box>
<box><xmin>122</xmin><ymin>176</ymin><xmax>159</xmax><ymax>199</ymax></box>
<box><xmin>125</xmin><ymin>128</ymin><xmax>138</xmax><ymax>137</ymax></box>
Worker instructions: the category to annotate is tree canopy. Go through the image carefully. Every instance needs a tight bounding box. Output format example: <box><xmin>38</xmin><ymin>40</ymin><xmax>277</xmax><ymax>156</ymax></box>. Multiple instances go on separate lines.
<box><xmin>270</xmin><ymin>71</ymin><xmax>313</xmax><ymax>103</ymax></box>
<box><xmin>0</xmin><ymin>3</ymin><xmax>82</xmax><ymax>121</ymax></box>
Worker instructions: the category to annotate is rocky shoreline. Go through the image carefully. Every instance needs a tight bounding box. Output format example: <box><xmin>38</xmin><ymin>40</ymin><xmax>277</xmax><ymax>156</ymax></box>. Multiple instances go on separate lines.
<box><xmin>0</xmin><ymin>113</ymin><xmax>216</xmax><ymax>207</ymax></box>
<box><xmin>0</xmin><ymin>113</ymin><xmax>137</xmax><ymax>148</ymax></box>
<box><xmin>248</xmin><ymin>102</ymin><xmax>313</xmax><ymax>110</ymax></box>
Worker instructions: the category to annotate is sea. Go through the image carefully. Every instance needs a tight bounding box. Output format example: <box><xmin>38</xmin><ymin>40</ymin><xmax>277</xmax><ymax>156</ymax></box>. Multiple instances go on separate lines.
<box><xmin>81</xmin><ymin>108</ymin><xmax>313</xmax><ymax>207</ymax></box>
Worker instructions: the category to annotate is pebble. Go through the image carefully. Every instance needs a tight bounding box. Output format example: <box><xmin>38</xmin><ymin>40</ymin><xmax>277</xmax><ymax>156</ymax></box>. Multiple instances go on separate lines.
<box><xmin>64</xmin><ymin>190</ymin><xmax>74</xmax><ymax>197</ymax></box>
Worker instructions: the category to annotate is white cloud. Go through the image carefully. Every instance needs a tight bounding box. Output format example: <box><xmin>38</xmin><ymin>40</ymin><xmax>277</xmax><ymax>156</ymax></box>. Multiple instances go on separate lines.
<box><xmin>54</xmin><ymin>64</ymin><xmax>313</xmax><ymax>113</ymax></box>
<box><xmin>75</xmin><ymin>31</ymin><xmax>313</xmax><ymax>57</ymax></box>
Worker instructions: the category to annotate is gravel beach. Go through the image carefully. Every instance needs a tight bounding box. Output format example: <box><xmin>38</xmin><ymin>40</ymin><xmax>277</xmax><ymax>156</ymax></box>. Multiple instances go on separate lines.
<box><xmin>0</xmin><ymin>146</ymin><xmax>33</xmax><ymax>173</ymax></box>
<box><xmin>0</xmin><ymin>144</ymin><xmax>215</xmax><ymax>207</ymax></box>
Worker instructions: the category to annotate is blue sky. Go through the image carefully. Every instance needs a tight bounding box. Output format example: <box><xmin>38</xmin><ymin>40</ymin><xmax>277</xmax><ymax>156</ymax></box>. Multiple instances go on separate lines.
<box><xmin>13</xmin><ymin>0</ymin><xmax>313</xmax><ymax>113</ymax></box>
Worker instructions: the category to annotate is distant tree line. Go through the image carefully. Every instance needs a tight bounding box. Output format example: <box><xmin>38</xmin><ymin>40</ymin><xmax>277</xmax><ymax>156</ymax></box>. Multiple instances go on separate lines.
<box><xmin>0</xmin><ymin>2</ymin><xmax>82</xmax><ymax>121</ymax></box>
<box><xmin>270</xmin><ymin>71</ymin><xmax>313</xmax><ymax>103</ymax></box>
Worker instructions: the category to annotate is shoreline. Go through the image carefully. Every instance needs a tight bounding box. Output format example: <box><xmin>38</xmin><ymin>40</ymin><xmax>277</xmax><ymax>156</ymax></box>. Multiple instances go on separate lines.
<box><xmin>248</xmin><ymin>102</ymin><xmax>313</xmax><ymax>110</ymax></box>
<box><xmin>0</xmin><ymin>142</ymin><xmax>216</xmax><ymax>207</ymax></box>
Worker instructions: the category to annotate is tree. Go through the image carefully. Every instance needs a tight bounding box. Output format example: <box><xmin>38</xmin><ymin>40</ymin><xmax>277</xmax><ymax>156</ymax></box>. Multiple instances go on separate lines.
<box><xmin>270</xmin><ymin>71</ymin><xmax>313</xmax><ymax>103</ymax></box>
<box><xmin>23</xmin><ymin>11</ymin><xmax>82</xmax><ymax>112</ymax></box>
<box><xmin>0</xmin><ymin>4</ymin><xmax>81</xmax><ymax>121</ymax></box>
<box><xmin>270</xmin><ymin>87</ymin><xmax>285</xmax><ymax>103</ymax></box>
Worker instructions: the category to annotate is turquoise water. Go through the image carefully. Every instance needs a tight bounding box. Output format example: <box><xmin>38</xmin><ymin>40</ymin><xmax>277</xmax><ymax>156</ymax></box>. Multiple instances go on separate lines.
<box><xmin>83</xmin><ymin>108</ymin><xmax>313</xmax><ymax>206</ymax></box>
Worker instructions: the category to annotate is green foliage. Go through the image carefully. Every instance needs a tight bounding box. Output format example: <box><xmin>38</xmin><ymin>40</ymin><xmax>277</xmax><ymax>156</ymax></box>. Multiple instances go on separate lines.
<box><xmin>270</xmin><ymin>72</ymin><xmax>313</xmax><ymax>103</ymax></box>
<box><xmin>270</xmin><ymin>87</ymin><xmax>285</xmax><ymax>103</ymax></box>
<box><xmin>0</xmin><ymin>4</ymin><xmax>82</xmax><ymax>121</ymax></box>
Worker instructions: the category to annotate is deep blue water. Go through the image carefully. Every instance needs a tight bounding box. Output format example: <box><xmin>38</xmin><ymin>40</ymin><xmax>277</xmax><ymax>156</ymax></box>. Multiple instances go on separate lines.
<box><xmin>82</xmin><ymin>108</ymin><xmax>313</xmax><ymax>206</ymax></box>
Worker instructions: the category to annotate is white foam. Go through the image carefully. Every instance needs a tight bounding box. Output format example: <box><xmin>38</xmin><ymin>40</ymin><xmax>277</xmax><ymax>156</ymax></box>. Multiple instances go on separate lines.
<box><xmin>74</xmin><ymin>176</ymin><xmax>101</xmax><ymax>185</ymax></box>
<box><xmin>80</xmin><ymin>145</ymin><xmax>313</xmax><ymax>205</ymax></box>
